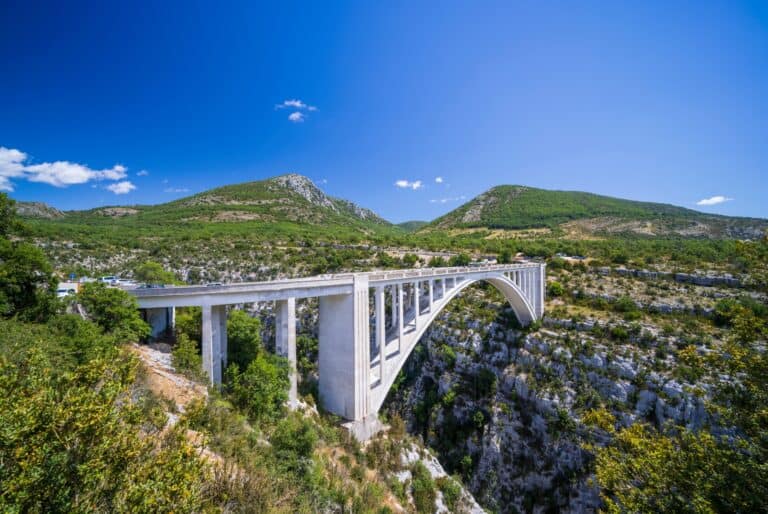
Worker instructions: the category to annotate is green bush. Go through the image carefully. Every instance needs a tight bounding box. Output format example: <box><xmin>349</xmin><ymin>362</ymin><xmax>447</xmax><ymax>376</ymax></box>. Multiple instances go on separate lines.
<box><xmin>0</xmin><ymin>320</ymin><xmax>210</xmax><ymax>512</ymax></box>
<box><xmin>226</xmin><ymin>309</ymin><xmax>262</xmax><ymax>369</ymax></box>
<box><xmin>437</xmin><ymin>476</ymin><xmax>462</xmax><ymax>511</ymax></box>
<box><xmin>225</xmin><ymin>353</ymin><xmax>290</xmax><ymax>423</ymax></box>
<box><xmin>172</xmin><ymin>333</ymin><xmax>204</xmax><ymax>380</ymax></box>
<box><xmin>547</xmin><ymin>281</ymin><xmax>565</xmax><ymax>297</ymax></box>
<box><xmin>0</xmin><ymin>238</ymin><xmax>56</xmax><ymax>321</ymax></box>
<box><xmin>411</xmin><ymin>461</ymin><xmax>437</xmax><ymax>513</ymax></box>
<box><xmin>133</xmin><ymin>260</ymin><xmax>177</xmax><ymax>284</ymax></box>
<box><xmin>271</xmin><ymin>412</ymin><xmax>318</xmax><ymax>472</ymax></box>
<box><xmin>77</xmin><ymin>282</ymin><xmax>150</xmax><ymax>341</ymax></box>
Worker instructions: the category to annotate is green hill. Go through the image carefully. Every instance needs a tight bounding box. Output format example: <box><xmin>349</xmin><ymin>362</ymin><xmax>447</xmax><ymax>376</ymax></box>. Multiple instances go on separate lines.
<box><xmin>396</xmin><ymin>220</ymin><xmax>428</xmax><ymax>232</ymax></box>
<box><xmin>425</xmin><ymin>185</ymin><xmax>767</xmax><ymax>239</ymax></box>
<box><xmin>21</xmin><ymin>174</ymin><xmax>402</xmax><ymax>245</ymax></box>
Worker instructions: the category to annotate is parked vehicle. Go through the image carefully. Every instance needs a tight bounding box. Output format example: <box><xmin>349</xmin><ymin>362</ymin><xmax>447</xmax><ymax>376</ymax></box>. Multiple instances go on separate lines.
<box><xmin>56</xmin><ymin>288</ymin><xmax>76</xmax><ymax>298</ymax></box>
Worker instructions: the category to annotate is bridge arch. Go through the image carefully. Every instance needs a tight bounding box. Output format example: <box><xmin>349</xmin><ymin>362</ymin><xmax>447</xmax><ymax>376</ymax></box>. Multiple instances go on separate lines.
<box><xmin>370</xmin><ymin>273</ymin><xmax>536</xmax><ymax>413</ymax></box>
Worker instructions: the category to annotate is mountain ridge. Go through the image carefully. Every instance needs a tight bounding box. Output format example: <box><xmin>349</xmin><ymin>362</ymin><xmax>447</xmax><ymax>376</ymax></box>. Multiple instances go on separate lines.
<box><xmin>15</xmin><ymin>178</ymin><xmax>767</xmax><ymax>241</ymax></box>
<box><xmin>423</xmin><ymin>185</ymin><xmax>767</xmax><ymax>239</ymax></box>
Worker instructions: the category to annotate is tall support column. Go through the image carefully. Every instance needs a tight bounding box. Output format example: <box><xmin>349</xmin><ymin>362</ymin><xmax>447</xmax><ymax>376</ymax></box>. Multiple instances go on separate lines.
<box><xmin>440</xmin><ymin>278</ymin><xmax>445</xmax><ymax>298</ymax></box>
<box><xmin>276</xmin><ymin>297</ymin><xmax>297</xmax><ymax>408</ymax></box>
<box><xmin>218</xmin><ymin>305</ymin><xmax>227</xmax><ymax>369</ymax></box>
<box><xmin>201</xmin><ymin>304</ymin><xmax>225</xmax><ymax>385</ymax></box>
<box><xmin>397</xmin><ymin>284</ymin><xmax>404</xmax><ymax>351</ymax></box>
<box><xmin>375</xmin><ymin>286</ymin><xmax>386</xmax><ymax>381</ymax></box>
<box><xmin>539</xmin><ymin>264</ymin><xmax>546</xmax><ymax>318</ymax></box>
<box><xmin>413</xmin><ymin>281</ymin><xmax>420</xmax><ymax>331</ymax></box>
<box><xmin>390</xmin><ymin>285</ymin><xmax>397</xmax><ymax>328</ymax></box>
<box><xmin>520</xmin><ymin>270</ymin><xmax>526</xmax><ymax>298</ymax></box>
<box><xmin>428</xmin><ymin>280</ymin><xmax>434</xmax><ymax>311</ymax></box>
<box><xmin>524</xmin><ymin>269</ymin><xmax>529</xmax><ymax>303</ymax></box>
<box><xmin>318</xmin><ymin>275</ymin><xmax>371</xmax><ymax>424</ymax></box>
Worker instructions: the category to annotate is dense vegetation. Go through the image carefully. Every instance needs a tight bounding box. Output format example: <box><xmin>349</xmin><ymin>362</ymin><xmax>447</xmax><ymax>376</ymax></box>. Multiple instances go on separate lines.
<box><xmin>426</xmin><ymin>184</ymin><xmax>768</xmax><ymax>233</ymax></box>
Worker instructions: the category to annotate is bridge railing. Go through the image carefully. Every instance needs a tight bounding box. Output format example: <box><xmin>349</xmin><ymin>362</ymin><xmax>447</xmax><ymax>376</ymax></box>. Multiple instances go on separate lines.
<box><xmin>365</xmin><ymin>262</ymin><xmax>541</xmax><ymax>282</ymax></box>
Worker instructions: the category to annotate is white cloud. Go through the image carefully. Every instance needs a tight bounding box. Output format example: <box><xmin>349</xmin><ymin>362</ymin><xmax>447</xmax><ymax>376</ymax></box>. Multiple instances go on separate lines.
<box><xmin>163</xmin><ymin>187</ymin><xmax>190</xmax><ymax>193</ymax></box>
<box><xmin>435</xmin><ymin>176</ymin><xmax>444</xmax><ymax>184</ymax></box>
<box><xmin>696</xmin><ymin>195</ymin><xmax>733</xmax><ymax>206</ymax></box>
<box><xmin>288</xmin><ymin>112</ymin><xmax>305</xmax><ymax>123</ymax></box>
<box><xmin>0</xmin><ymin>146</ymin><xmax>129</xmax><ymax>190</ymax></box>
<box><xmin>105</xmin><ymin>181</ymin><xmax>136</xmax><ymax>194</ymax></box>
<box><xmin>395</xmin><ymin>179</ymin><xmax>423</xmax><ymax>190</ymax></box>
<box><xmin>429</xmin><ymin>195</ymin><xmax>466</xmax><ymax>204</ymax></box>
<box><xmin>276</xmin><ymin>99</ymin><xmax>317</xmax><ymax>111</ymax></box>
<box><xmin>136</xmin><ymin>169</ymin><xmax>149</xmax><ymax>176</ymax></box>
<box><xmin>0</xmin><ymin>147</ymin><xmax>27</xmax><ymax>191</ymax></box>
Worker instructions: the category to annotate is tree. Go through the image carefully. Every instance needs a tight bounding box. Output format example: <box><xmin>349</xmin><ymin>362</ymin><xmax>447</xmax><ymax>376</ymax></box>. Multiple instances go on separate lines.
<box><xmin>547</xmin><ymin>281</ymin><xmax>565</xmax><ymax>297</ymax></box>
<box><xmin>134</xmin><ymin>261</ymin><xmax>177</xmax><ymax>284</ymax></box>
<box><xmin>497</xmin><ymin>248</ymin><xmax>512</xmax><ymax>264</ymax></box>
<box><xmin>0</xmin><ymin>193</ymin><xmax>17</xmax><ymax>238</ymax></box>
<box><xmin>171</xmin><ymin>333</ymin><xmax>204</xmax><ymax>380</ymax></box>
<box><xmin>402</xmin><ymin>253</ymin><xmax>420</xmax><ymax>267</ymax></box>
<box><xmin>227</xmin><ymin>309</ymin><xmax>262</xmax><ymax>369</ymax></box>
<box><xmin>77</xmin><ymin>282</ymin><xmax>150</xmax><ymax>340</ymax></box>
<box><xmin>595</xmin><ymin>423</ymin><xmax>766</xmax><ymax>513</ymax></box>
<box><xmin>428</xmin><ymin>256</ymin><xmax>447</xmax><ymax>267</ymax></box>
<box><xmin>225</xmin><ymin>353</ymin><xmax>289</xmax><ymax>423</ymax></box>
<box><xmin>449</xmin><ymin>253</ymin><xmax>471</xmax><ymax>266</ymax></box>
<box><xmin>174</xmin><ymin>307</ymin><xmax>202</xmax><ymax>343</ymax></box>
<box><xmin>0</xmin><ymin>321</ymin><xmax>211</xmax><ymax>512</ymax></box>
<box><xmin>0</xmin><ymin>238</ymin><xmax>56</xmax><ymax>321</ymax></box>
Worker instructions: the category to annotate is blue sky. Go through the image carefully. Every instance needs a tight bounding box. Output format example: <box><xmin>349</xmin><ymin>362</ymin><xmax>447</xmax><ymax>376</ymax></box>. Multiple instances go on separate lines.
<box><xmin>1</xmin><ymin>1</ymin><xmax>766</xmax><ymax>222</ymax></box>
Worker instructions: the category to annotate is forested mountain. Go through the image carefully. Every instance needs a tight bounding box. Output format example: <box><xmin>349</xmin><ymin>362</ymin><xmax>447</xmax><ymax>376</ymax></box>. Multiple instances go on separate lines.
<box><xmin>424</xmin><ymin>185</ymin><xmax>768</xmax><ymax>239</ymax></box>
<box><xmin>20</xmin><ymin>174</ymin><xmax>401</xmax><ymax>244</ymax></box>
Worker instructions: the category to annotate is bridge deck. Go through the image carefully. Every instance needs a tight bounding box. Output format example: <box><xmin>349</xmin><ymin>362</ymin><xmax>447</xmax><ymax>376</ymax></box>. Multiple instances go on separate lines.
<box><xmin>129</xmin><ymin>263</ymin><xmax>541</xmax><ymax>308</ymax></box>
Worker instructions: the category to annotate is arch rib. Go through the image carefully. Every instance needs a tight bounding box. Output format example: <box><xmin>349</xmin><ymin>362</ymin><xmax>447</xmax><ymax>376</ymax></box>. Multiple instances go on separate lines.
<box><xmin>369</xmin><ymin>273</ymin><xmax>537</xmax><ymax>413</ymax></box>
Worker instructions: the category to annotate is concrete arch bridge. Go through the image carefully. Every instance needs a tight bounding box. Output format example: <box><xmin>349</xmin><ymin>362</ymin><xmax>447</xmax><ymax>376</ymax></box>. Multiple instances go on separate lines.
<box><xmin>131</xmin><ymin>263</ymin><xmax>545</xmax><ymax>439</ymax></box>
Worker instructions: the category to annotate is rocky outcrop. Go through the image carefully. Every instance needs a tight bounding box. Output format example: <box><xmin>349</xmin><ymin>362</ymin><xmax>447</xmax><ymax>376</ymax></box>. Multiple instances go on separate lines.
<box><xmin>15</xmin><ymin>201</ymin><xmax>64</xmax><ymax>219</ymax></box>
<box><xmin>271</xmin><ymin>173</ymin><xmax>337</xmax><ymax>210</ymax></box>
<box><xmin>599</xmin><ymin>266</ymin><xmax>743</xmax><ymax>288</ymax></box>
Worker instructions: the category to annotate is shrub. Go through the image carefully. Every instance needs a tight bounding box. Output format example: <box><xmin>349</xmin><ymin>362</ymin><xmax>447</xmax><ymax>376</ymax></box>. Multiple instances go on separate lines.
<box><xmin>77</xmin><ymin>282</ymin><xmax>150</xmax><ymax>341</ymax></box>
<box><xmin>437</xmin><ymin>476</ymin><xmax>462</xmax><ymax>511</ymax></box>
<box><xmin>226</xmin><ymin>309</ymin><xmax>262</xmax><ymax>369</ymax></box>
<box><xmin>225</xmin><ymin>353</ymin><xmax>289</xmax><ymax>423</ymax></box>
<box><xmin>0</xmin><ymin>238</ymin><xmax>56</xmax><ymax>321</ymax></box>
<box><xmin>411</xmin><ymin>461</ymin><xmax>437</xmax><ymax>513</ymax></box>
<box><xmin>271</xmin><ymin>413</ymin><xmax>318</xmax><ymax>472</ymax></box>
<box><xmin>547</xmin><ymin>281</ymin><xmax>565</xmax><ymax>297</ymax></box>
<box><xmin>134</xmin><ymin>261</ymin><xmax>177</xmax><ymax>284</ymax></box>
<box><xmin>172</xmin><ymin>333</ymin><xmax>204</xmax><ymax>380</ymax></box>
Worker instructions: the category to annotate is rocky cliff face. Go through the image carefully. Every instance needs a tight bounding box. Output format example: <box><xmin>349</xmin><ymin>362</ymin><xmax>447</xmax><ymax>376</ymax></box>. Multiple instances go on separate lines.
<box><xmin>271</xmin><ymin>173</ymin><xmax>389</xmax><ymax>224</ymax></box>
<box><xmin>15</xmin><ymin>201</ymin><xmax>64</xmax><ymax>219</ymax></box>
<box><xmin>271</xmin><ymin>173</ymin><xmax>337</xmax><ymax>210</ymax></box>
<box><xmin>382</xmin><ymin>283</ymin><xmax>720</xmax><ymax>513</ymax></box>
